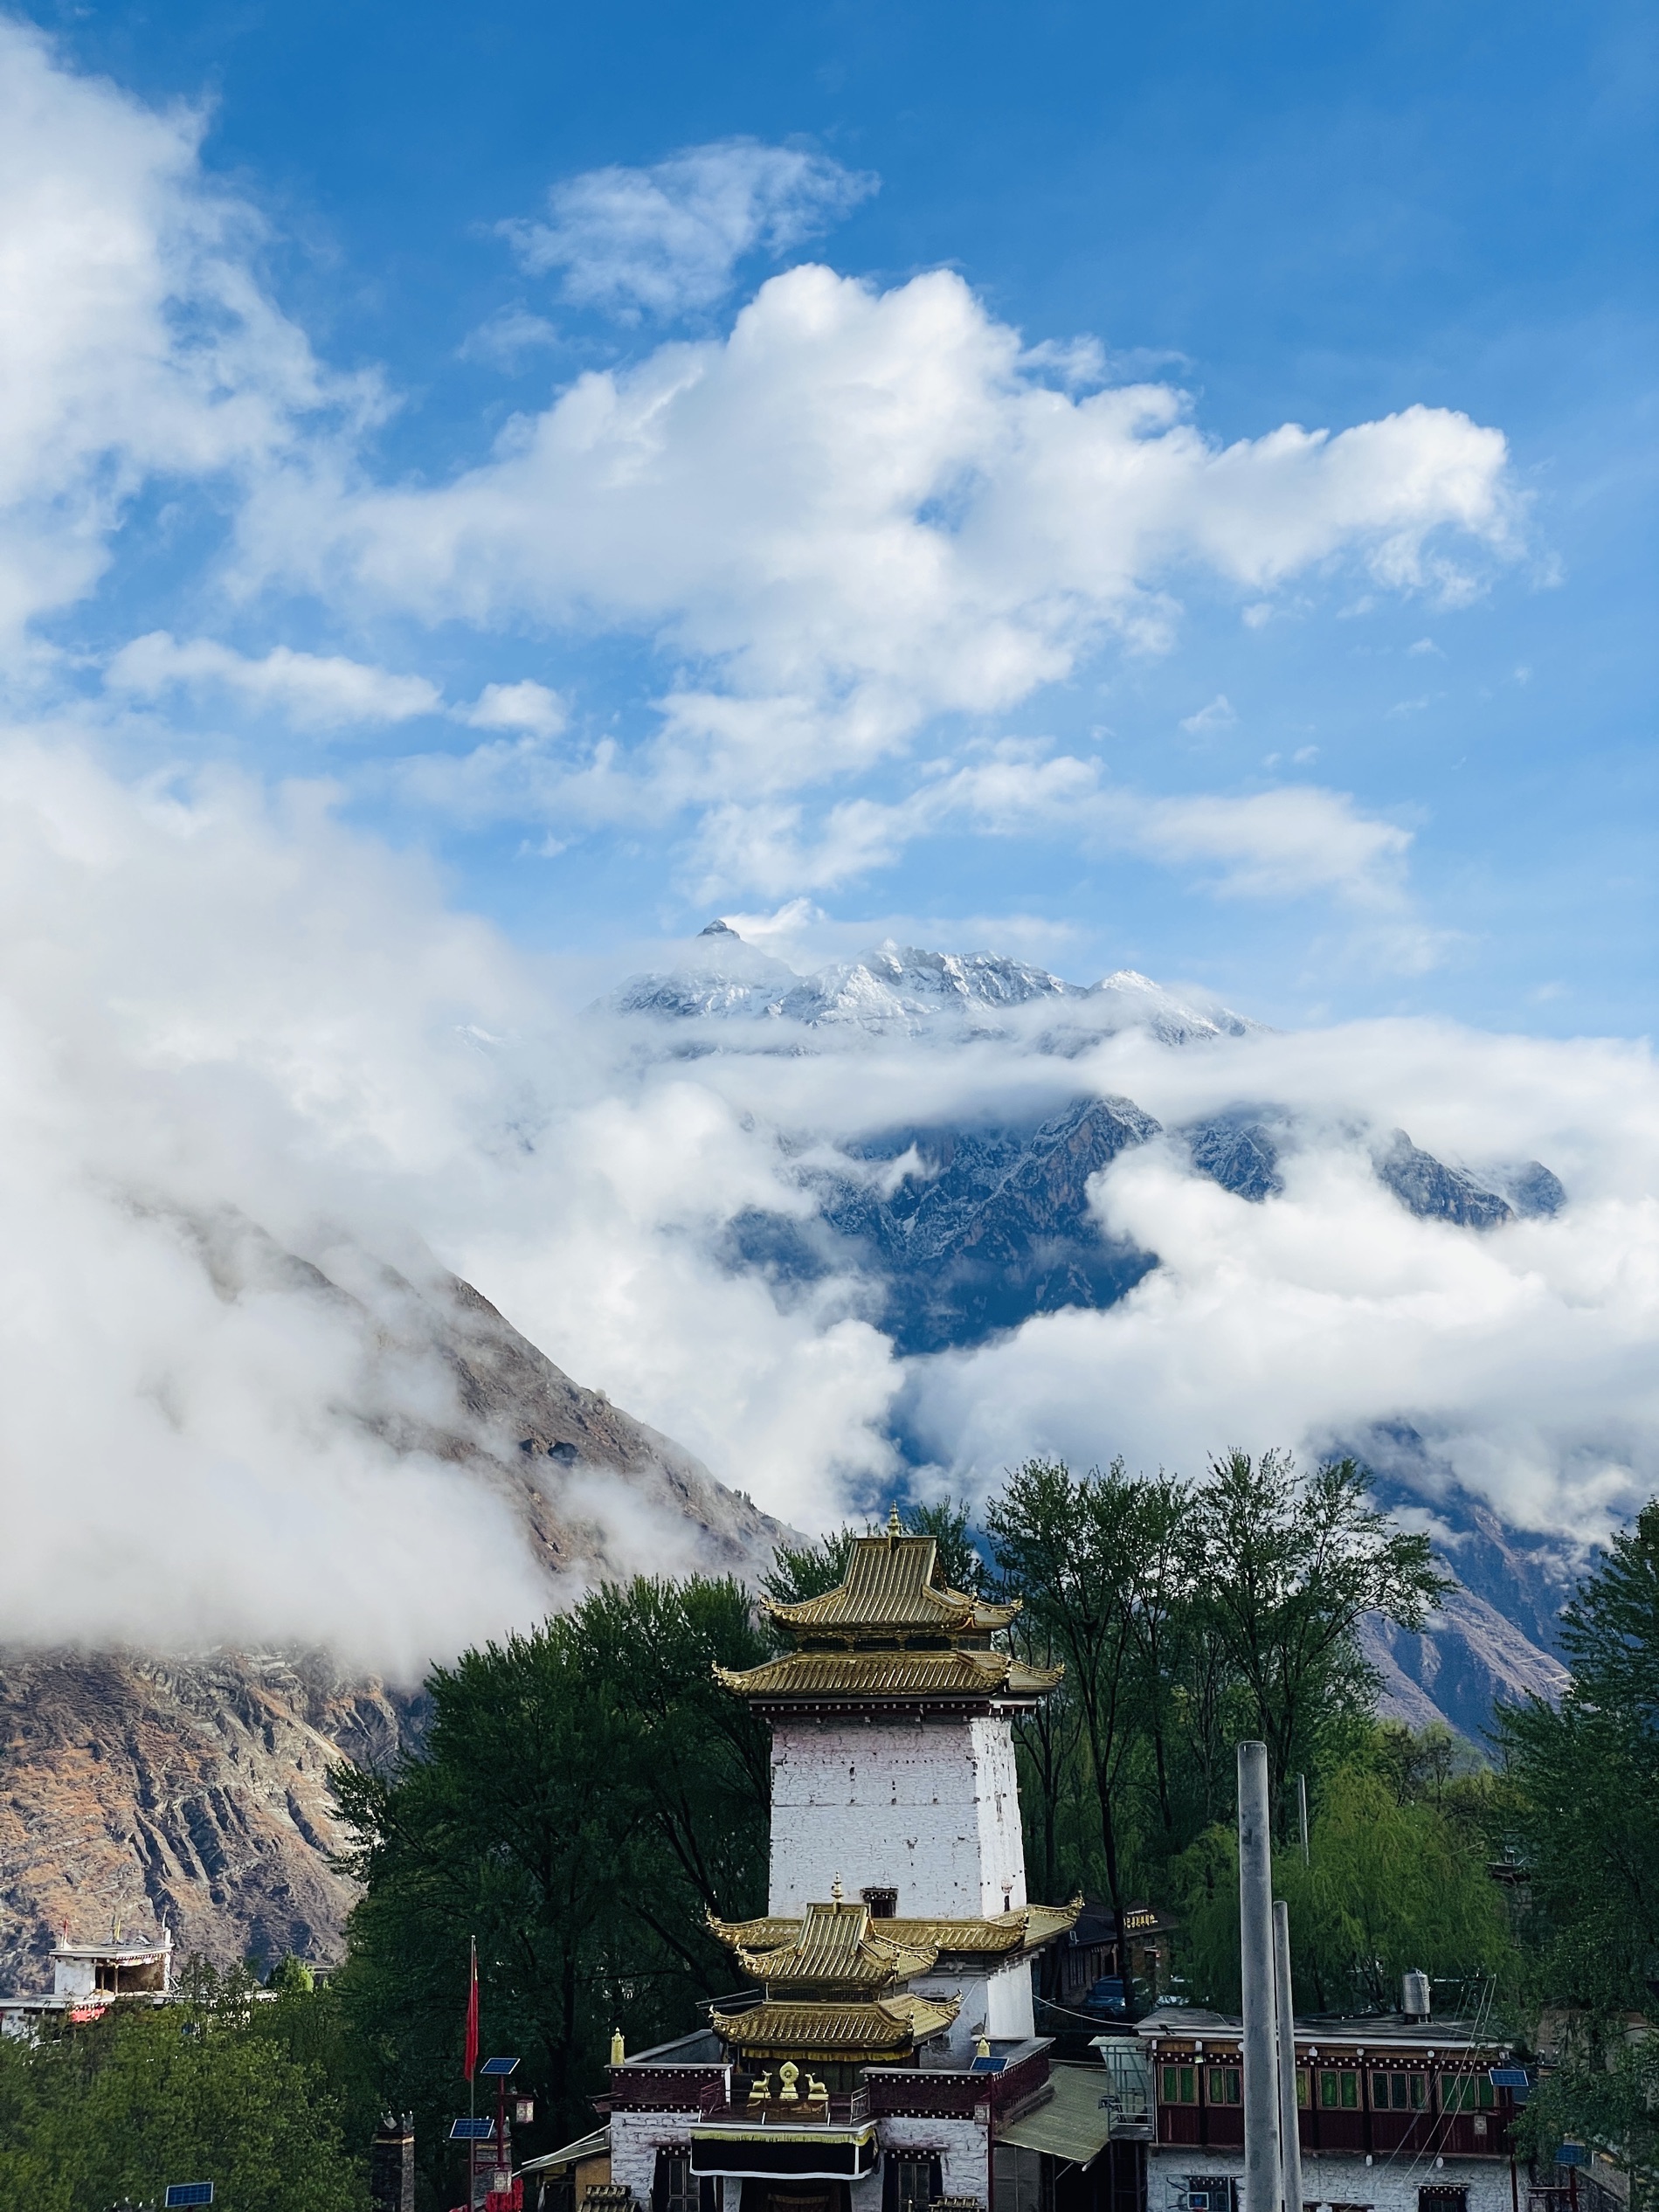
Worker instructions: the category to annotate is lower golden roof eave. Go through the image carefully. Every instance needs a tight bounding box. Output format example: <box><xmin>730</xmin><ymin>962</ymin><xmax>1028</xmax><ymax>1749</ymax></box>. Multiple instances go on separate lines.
<box><xmin>709</xmin><ymin>1991</ymin><xmax>961</xmax><ymax>2056</ymax></box>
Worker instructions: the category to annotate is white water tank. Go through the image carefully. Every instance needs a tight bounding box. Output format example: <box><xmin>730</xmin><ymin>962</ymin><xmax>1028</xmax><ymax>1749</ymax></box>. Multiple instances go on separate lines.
<box><xmin>1402</xmin><ymin>1970</ymin><xmax>1431</xmax><ymax>2021</ymax></box>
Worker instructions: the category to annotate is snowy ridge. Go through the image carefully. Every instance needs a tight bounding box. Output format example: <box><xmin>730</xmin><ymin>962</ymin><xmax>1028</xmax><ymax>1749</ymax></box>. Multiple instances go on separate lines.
<box><xmin>606</xmin><ymin>921</ymin><xmax>1255</xmax><ymax>1047</ymax></box>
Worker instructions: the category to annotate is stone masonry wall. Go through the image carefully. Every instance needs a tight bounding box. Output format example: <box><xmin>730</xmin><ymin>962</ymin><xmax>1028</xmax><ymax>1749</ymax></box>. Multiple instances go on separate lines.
<box><xmin>1147</xmin><ymin>2147</ymin><xmax>1515</xmax><ymax>2212</ymax></box>
<box><xmin>767</xmin><ymin>1713</ymin><xmax>1027</xmax><ymax>1918</ymax></box>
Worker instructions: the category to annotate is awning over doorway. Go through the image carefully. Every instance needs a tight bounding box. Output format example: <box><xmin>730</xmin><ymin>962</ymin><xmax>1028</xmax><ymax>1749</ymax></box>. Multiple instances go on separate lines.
<box><xmin>996</xmin><ymin>2065</ymin><xmax>1116</xmax><ymax>2167</ymax></box>
<box><xmin>690</xmin><ymin>2126</ymin><xmax>879</xmax><ymax>2181</ymax></box>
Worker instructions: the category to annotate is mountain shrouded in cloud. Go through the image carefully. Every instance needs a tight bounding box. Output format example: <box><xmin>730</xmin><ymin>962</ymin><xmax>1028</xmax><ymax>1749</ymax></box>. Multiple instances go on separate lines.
<box><xmin>0</xmin><ymin>729</ymin><xmax>1650</xmax><ymax>1677</ymax></box>
<box><xmin>0</xmin><ymin>18</ymin><xmax>1649</xmax><ymax>1683</ymax></box>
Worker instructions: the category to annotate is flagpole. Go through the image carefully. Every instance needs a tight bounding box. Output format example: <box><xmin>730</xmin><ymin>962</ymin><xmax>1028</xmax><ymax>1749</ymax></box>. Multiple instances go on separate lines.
<box><xmin>467</xmin><ymin>1935</ymin><xmax>479</xmax><ymax>2125</ymax></box>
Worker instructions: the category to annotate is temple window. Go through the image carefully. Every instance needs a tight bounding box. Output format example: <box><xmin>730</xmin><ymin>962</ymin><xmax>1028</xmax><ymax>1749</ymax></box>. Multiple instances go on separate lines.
<box><xmin>1440</xmin><ymin>2076</ymin><xmax>1497</xmax><ymax>2112</ymax></box>
<box><xmin>1372</xmin><ymin>2072</ymin><xmax>1427</xmax><ymax>2111</ymax></box>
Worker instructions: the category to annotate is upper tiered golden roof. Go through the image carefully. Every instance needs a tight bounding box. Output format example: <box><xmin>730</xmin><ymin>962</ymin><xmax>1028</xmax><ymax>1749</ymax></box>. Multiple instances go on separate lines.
<box><xmin>716</xmin><ymin>1512</ymin><xmax>1061</xmax><ymax>1708</ymax></box>
<box><xmin>761</xmin><ymin>1511</ymin><xmax>1020</xmax><ymax>1643</ymax></box>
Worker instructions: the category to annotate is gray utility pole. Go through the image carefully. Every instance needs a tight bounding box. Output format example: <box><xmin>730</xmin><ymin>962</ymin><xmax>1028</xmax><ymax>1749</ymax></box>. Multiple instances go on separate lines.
<box><xmin>1237</xmin><ymin>1743</ymin><xmax>1280</xmax><ymax>2212</ymax></box>
<box><xmin>1273</xmin><ymin>1901</ymin><xmax>1305</xmax><ymax>2212</ymax></box>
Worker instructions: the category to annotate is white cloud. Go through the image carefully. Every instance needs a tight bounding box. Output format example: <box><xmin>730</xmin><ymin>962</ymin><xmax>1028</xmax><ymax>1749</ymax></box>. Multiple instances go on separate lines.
<box><xmin>0</xmin><ymin>17</ymin><xmax>352</xmax><ymax>639</ymax></box>
<box><xmin>251</xmin><ymin>265</ymin><xmax>1519</xmax><ymax>814</ymax></box>
<box><xmin>685</xmin><ymin>747</ymin><xmax>1415</xmax><ymax>917</ymax></box>
<box><xmin>458</xmin><ymin>307</ymin><xmax>562</xmax><ymax>368</ymax></box>
<box><xmin>1128</xmin><ymin>784</ymin><xmax>1412</xmax><ymax>905</ymax></box>
<box><xmin>0</xmin><ymin>726</ymin><xmax>1648</xmax><ymax>1670</ymax></box>
<box><xmin>107</xmin><ymin>632</ymin><xmax>442</xmax><ymax>729</ymax></box>
<box><xmin>462</xmin><ymin>678</ymin><xmax>568</xmax><ymax>737</ymax></box>
<box><xmin>0</xmin><ymin>729</ymin><xmax>901</xmax><ymax>1659</ymax></box>
<box><xmin>896</xmin><ymin>1018</ymin><xmax>1659</xmax><ymax>1541</ymax></box>
<box><xmin>1179</xmin><ymin>693</ymin><xmax>1237</xmax><ymax>734</ymax></box>
<box><xmin>503</xmin><ymin>138</ymin><xmax>877</xmax><ymax>319</ymax></box>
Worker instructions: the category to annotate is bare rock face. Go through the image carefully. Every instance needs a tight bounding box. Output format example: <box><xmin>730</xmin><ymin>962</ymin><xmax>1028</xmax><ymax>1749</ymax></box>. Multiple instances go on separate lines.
<box><xmin>0</xmin><ymin>1649</ymin><xmax>421</xmax><ymax>1989</ymax></box>
<box><xmin>1358</xmin><ymin>1581</ymin><xmax>1569</xmax><ymax>1743</ymax></box>
<box><xmin>0</xmin><ymin>1234</ymin><xmax>790</xmax><ymax>1994</ymax></box>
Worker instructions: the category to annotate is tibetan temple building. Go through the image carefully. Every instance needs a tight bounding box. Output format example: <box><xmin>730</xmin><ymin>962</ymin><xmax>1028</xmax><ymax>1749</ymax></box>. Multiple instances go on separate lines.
<box><xmin>526</xmin><ymin>1517</ymin><xmax>1531</xmax><ymax>2212</ymax></box>
<box><xmin>529</xmin><ymin>1515</ymin><xmax>1122</xmax><ymax>2212</ymax></box>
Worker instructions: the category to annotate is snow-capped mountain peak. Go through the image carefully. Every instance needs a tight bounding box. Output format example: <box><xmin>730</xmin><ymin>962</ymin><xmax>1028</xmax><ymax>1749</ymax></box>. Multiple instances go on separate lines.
<box><xmin>604</xmin><ymin>929</ymin><xmax>1255</xmax><ymax>1047</ymax></box>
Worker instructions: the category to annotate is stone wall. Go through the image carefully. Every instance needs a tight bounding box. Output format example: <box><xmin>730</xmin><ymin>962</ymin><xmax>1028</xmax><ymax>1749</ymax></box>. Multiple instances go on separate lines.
<box><xmin>1147</xmin><ymin>2146</ymin><xmax>1516</xmax><ymax>2212</ymax></box>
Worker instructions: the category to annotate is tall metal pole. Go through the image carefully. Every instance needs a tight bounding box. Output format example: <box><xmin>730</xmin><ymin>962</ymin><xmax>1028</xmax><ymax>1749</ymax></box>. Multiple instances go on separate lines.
<box><xmin>1237</xmin><ymin>1744</ymin><xmax>1280</xmax><ymax>2212</ymax></box>
<box><xmin>1273</xmin><ymin>1902</ymin><xmax>1305</xmax><ymax>2212</ymax></box>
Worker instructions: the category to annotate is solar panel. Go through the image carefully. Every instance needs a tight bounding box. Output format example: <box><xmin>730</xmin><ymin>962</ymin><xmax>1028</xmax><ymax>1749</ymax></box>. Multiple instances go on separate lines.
<box><xmin>164</xmin><ymin>2188</ymin><xmax>215</xmax><ymax>2208</ymax></box>
<box><xmin>451</xmin><ymin>2118</ymin><xmax>497</xmax><ymax>2139</ymax></box>
<box><xmin>1490</xmin><ymin>2069</ymin><xmax>1531</xmax><ymax>2089</ymax></box>
<box><xmin>480</xmin><ymin>2055</ymin><xmax>521</xmax><ymax>2077</ymax></box>
<box><xmin>969</xmin><ymin>2056</ymin><xmax>1007</xmax><ymax>2074</ymax></box>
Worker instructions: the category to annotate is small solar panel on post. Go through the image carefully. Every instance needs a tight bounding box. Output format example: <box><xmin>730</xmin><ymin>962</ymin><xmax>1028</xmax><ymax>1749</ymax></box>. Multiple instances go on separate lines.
<box><xmin>164</xmin><ymin>2188</ymin><xmax>215</xmax><ymax>2209</ymax></box>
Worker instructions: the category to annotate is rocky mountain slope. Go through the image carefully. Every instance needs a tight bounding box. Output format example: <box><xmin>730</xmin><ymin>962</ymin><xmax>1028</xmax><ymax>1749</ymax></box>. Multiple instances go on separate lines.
<box><xmin>1359</xmin><ymin>1584</ymin><xmax>1568</xmax><ymax>1740</ymax></box>
<box><xmin>0</xmin><ymin>1650</ymin><xmax>421</xmax><ymax>1991</ymax></box>
<box><xmin>0</xmin><ymin>1239</ymin><xmax>787</xmax><ymax>1995</ymax></box>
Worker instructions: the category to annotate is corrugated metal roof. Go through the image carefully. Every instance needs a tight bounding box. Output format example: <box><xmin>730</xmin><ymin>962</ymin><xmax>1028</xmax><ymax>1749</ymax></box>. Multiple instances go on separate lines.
<box><xmin>520</xmin><ymin>2128</ymin><xmax>611</xmax><ymax>2177</ymax></box>
<box><xmin>996</xmin><ymin>2064</ymin><xmax>1116</xmax><ymax>2166</ymax></box>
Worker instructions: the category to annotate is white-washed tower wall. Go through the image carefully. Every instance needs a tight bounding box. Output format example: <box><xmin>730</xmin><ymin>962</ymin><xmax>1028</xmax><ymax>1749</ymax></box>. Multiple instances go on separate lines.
<box><xmin>767</xmin><ymin>1713</ymin><xmax>1028</xmax><ymax>1920</ymax></box>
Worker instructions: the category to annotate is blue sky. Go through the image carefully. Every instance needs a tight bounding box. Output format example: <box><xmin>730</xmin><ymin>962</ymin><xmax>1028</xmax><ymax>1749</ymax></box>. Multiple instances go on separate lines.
<box><xmin>11</xmin><ymin>0</ymin><xmax>1658</xmax><ymax>1032</ymax></box>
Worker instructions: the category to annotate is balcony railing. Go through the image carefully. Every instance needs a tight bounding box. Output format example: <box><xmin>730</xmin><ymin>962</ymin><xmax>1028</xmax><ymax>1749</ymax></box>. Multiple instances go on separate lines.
<box><xmin>695</xmin><ymin>2086</ymin><xmax>872</xmax><ymax>2128</ymax></box>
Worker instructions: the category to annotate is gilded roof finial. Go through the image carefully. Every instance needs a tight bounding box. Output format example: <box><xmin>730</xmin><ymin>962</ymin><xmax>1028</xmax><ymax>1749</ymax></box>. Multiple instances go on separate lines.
<box><xmin>976</xmin><ymin>2036</ymin><xmax>992</xmax><ymax>2060</ymax></box>
<box><xmin>610</xmin><ymin>2028</ymin><xmax>626</xmax><ymax>2064</ymax></box>
<box><xmin>831</xmin><ymin>1873</ymin><xmax>845</xmax><ymax>1904</ymax></box>
<box><xmin>887</xmin><ymin>1503</ymin><xmax>902</xmax><ymax>1541</ymax></box>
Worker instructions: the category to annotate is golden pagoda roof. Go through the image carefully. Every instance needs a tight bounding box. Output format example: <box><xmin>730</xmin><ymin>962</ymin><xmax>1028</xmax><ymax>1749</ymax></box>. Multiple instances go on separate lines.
<box><xmin>712</xmin><ymin>1896</ymin><xmax>1082</xmax><ymax>1961</ymax></box>
<box><xmin>727</xmin><ymin>1897</ymin><xmax>938</xmax><ymax>1991</ymax></box>
<box><xmin>710</xmin><ymin>1989</ymin><xmax>960</xmax><ymax>2056</ymax></box>
<box><xmin>714</xmin><ymin>1647</ymin><xmax>1061</xmax><ymax>1703</ymax></box>
<box><xmin>761</xmin><ymin>1516</ymin><xmax>1018</xmax><ymax>1641</ymax></box>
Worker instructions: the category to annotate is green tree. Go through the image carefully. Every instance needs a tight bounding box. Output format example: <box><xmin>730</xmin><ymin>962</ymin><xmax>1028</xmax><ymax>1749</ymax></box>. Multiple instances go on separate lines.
<box><xmin>0</xmin><ymin>1963</ymin><xmax>366</xmax><ymax>2212</ymax></box>
<box><xmin>1501</xmin><ymin>1503</ymin><xmax>1659</xmax><ymax>2008</ymax></box>
<box><xmin>333</xmin><ymin>1576</ymin><xmax>771</xmax><ymax>2208</ymax></box>
<box><xmin>985</xmin><ymin>1458</ymin><xmax>1190</xmax><ymax>1932</ymax></box>
<box><xmin>1499</xmin><ymin>1502</ymin><xmax>1659</xmax><ymax>2204</ymax></box>
<box><xmin>763</xmin><ymin>1526</ymin><xmax>861</xmax><ymax>1606</ymax></box>
<box><xmin>1193</xmin><ymin>1449</ymin><xmax>1450</xmax><ymax>1813</ymax></box>
<box><xmin>1172</xmin><ymin>1749</ymin><xmax>1512</xmax><ymax>2013</ymax></box>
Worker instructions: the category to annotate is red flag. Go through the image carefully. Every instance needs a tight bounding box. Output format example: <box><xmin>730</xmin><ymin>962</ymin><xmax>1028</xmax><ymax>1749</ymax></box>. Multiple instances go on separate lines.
<box><xmin>463</xmin><ymin>1936</ymin><xmax>479</xmax><ymax>2083</ymax></box>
